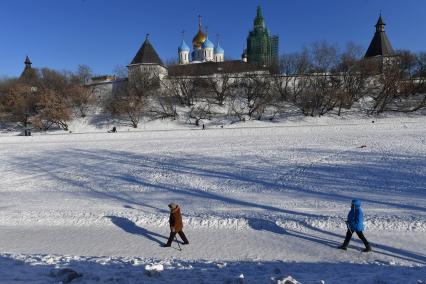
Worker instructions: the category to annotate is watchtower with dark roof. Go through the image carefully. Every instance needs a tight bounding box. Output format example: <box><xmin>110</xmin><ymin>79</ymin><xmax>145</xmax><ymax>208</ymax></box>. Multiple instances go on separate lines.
<box><xmin>20</xmin><ymin>56</ymin><xmax>38</xmax><ymax>82</ymax></box>
<box><xmin>128</xmin><ymin>34</ymin><xmax>168</xmax><ymax>83</ymax></box>
<box><xmin>365</xmin><ymin>15</ymin><xmax>395</xmax><ymax>58</ymax></box>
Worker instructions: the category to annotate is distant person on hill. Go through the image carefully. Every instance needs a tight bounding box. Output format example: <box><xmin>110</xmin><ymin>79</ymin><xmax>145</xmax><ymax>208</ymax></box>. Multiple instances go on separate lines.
<box><xmin>108</xmin><ymin>126</ymin><xmax>117</xmax><ymax>133</ymax></box>
<box><xmin>338</xmin><ymin>199</ymin><xmax>372</xmax><ymax>252</ymax></box>
<box><xmin>163</xmin><ymin>203</ymin><xmax>189</xmax><ymax>247</ymax></box>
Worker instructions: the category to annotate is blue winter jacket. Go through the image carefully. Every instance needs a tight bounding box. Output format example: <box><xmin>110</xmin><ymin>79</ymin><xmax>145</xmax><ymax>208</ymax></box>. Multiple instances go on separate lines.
<box><xmin>347</xmin><ymin>199</ymin><xmax>364</xmax><ymax>232</ymax></box>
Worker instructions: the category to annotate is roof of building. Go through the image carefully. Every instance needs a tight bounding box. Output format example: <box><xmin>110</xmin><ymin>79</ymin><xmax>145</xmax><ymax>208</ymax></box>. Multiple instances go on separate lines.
<box><xmin>376</xmin><ymin>15</ymin><xmax>385</xmax><ymax>27</ymax></box>
<box><xmin>131</xmin><ymin>35</ymin><xmax>164</xmax><ymax>65</ymax></box>
<box><xmin>215</xmin><ymin>43</ymin><xmax>224</xmax><ymax>54</ymax></box>
<box><xmin>24</xmin><ymin>56</ymin><xmax>32</xmax><ymax>65</ymax></box>
<box><xmin>254</xmin><ymin>5</ymin><xmax>266</xmax><ymax>30</ymax></box>
<box><xmin>365</xmin><ymin>16</ymin><xmax>394</xmax><ymax>58</ymax></box>
<box><xmin>20</xmin><ymin>56</ymin><xmax>38</xmax><ymax>80</ymax></box>
<box><xmin>168</xmin><ymin>60</ymin><xmax>269</xmax><ymax>77</ymax></box>
<box><xmin>178</xmin><ymin>39</ymin><xmax>190</xmax><ymax>52</ymax></box>
<box><xmin>193</xmin><ymin>30</ymin><xmax>206</xmax><ymax>48</ymax></box>
<box><xmin>202</xmin><ymin>37</ymin><xmax>214</xmax><ymax>49</ymax></box>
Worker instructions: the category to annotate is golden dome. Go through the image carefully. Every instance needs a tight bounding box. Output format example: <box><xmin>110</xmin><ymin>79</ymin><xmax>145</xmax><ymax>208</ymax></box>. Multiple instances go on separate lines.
<box><xmin>192</xmin><ymin>30</ymin><xmax>206</xmax><ymax>48</ymax></box>
<box><xmin>192</xmin><ymin>15</ymin><xmax>206</xmax><ymax>48</ymax></box>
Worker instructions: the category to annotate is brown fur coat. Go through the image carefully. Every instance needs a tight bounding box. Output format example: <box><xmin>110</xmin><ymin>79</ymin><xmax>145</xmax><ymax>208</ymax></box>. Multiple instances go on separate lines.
<box><xmin>169</xmin><ymin>206</ymin><xmax>183</xmax><ymax>232</ymax></box>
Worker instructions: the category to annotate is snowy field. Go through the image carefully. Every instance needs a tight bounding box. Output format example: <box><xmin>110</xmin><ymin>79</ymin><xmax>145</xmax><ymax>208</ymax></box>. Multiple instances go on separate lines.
<box><xmin>0</xmin><ymin>116</ymin><xmax>425</xmax><ymax>283</ymax></box>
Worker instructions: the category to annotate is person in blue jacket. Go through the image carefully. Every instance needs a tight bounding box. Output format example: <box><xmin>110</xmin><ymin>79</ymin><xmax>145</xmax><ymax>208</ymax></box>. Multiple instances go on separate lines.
<box><xmin>338</xmin><ymin>199</ymin><xmax>372</xmax><ymax>252</ymax></box>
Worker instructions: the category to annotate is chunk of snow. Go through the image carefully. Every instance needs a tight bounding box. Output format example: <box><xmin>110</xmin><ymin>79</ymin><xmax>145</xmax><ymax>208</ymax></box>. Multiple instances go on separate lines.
<box><xmin>274</xmin><ymin>276</ymin><xmax>301</xmax><ymax>284</ymax></box>
<box><xmin>144</xmin><ymin>263</ymin><xmax>164</xmax><ymax>277</ymax></box>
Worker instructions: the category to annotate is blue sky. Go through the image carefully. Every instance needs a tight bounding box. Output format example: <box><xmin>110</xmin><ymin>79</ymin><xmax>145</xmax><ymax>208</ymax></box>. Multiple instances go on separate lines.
<box><xmin>1</xmin><ymin>0</ymin><xmax>425</xmax><ymax>77</ymax></box>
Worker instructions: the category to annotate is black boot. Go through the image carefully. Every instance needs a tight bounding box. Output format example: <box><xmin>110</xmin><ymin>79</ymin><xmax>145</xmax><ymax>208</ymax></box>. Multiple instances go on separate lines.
<box><xmin>362</xmin><ymin>246</ymin><xmax>372</xmax><ymax>252</ymax></box>
<box><xmin>356</xmin><ymin>231</ymin><xmax>372</xmax><ymax>252</ymax></box>
<box><xmin>338</xmin><ymin>245</ymin><xmax>347</xmax><ymax>250</ymax></box>
<box><xmin>163</xmin><ymin>232</ymin><xmax>176</xmax><ymax>247</ymax></box>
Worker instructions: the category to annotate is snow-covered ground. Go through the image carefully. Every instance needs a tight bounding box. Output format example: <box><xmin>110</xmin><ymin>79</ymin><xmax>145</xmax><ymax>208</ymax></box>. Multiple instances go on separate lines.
<box><xmin>1</xmin><ymin>115</ymin><xmax>425</xmax><ymax>283</ymax></box>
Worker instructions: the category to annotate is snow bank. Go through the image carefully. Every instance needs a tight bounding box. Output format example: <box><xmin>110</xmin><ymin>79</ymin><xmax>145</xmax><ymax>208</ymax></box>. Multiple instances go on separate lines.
<box><xmin>1</xmin><ymin>253</ymin><xmax>425</xmax><ymax>284</ymax></box>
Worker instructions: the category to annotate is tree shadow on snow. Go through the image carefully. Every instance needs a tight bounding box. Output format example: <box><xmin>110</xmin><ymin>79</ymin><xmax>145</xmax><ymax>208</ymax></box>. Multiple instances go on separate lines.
<box><xmin>6</xmin><ymin>146</ymin><xmax>426</xmax><ymax>265</ymax></box>
<box><xmin>105</xmin><ymin>216</ymin><xmax>167</xmax><ymax>246</ymax></box>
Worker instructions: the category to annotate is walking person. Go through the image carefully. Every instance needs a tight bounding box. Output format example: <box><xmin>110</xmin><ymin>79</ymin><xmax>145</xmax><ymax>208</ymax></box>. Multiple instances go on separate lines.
<box><xmin>338</xmin><ymin>199</ymin><xmax>372</xmax><ymax>252</ymax></box>
<box><xmin>163</xmin><ymin>203</ymin><xmax>189</xmax><ymax>247</ymax></box>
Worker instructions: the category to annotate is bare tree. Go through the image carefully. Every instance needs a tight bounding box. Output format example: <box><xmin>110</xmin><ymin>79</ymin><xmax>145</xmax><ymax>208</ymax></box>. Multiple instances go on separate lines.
<box><xmin>165</xmin><ymin>77</ymin><xmax>206</xmax><ymax>106</ymax></box>
<box><xmin>204</xmin><ymin>74</ymin><xmax>235</xmax><ymax>105</ymax></box>
<box><xmin>77</xmin><ymin>65</ymin><xmax>93</xmax><ymax>85</ymax></box>
<box><xmin>290</xmin><ymin>42</ymin><xmax>341</xmax><ymax>116</ymax></box>
<box><xmin>148</xmin><ymin>90</ymin><xmax>179</xmax><ymax>120</ymax></box>
<box><xmin>1</xmin><ymin>79</ymin><xmax>38</xmax><ymax>127</ymax></box>
<box><xmin>1</xmin><ymin>68</ymin><xmax>75</xmax><ymax>130</ymax></box>
<box><xmin>33</xmin><ymin>88</ymin><xmax>71</xmax><ymax>131</ymax></box>
<box><xmin>187</xmin><ymin>100</ymin><xmax>213</xmax><ymax>126</ymax></box>
<box><xmin>368</xmin><ymin>61</ymin><xmax>401</xmax><ymax>114</ymax></box>
<box><xmin>68</xmin><ymin>78</ymin><xmax>94</xmax><ymax>118</ymax></box>
<box><xmin>230</xmin><ymin>74</ymin><xmax>272</xmax><ymax>120</ymax></box>
<box><xmin>112</xmin><ymin>65</ymin><xmax>128</xmax><ymax>79</ymax></box>
<box><xmin>33</xmin><ymin>68</ymin><xmax>74</xmax><ymax>130</ymax></box>
<box><xmin>372</xmin><ymin>51</ymin><xmax>426</xmax><ymax>113</ymax></box>
<box><xmin>335</xmin><ymin>42</ymin><xmax>369</xmax><ymax>115</ymax></box>
<box><xmin>310</xmin><ymin>41</ymin><xmax>339</xmax><ymax>73</ymax></box>
<box><xmin>108</xmin><ymin>72</ymin><xmax>158</xmax><ymax>128</ymax></box>
<box><xmin>297</xmin><ymin>74</ymin><xmax>342</xmax><ymax>116</ymax></box>
<box><xmin>274</xmin><ymin>51</ymin><xmax>309</xmax><ymax>100</ymax></box>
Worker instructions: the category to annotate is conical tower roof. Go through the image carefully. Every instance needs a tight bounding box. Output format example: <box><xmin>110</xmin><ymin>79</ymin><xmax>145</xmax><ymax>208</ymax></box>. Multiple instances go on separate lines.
<box><xmin>131</xmin><ymin>34</ymin><xmax>164</xmax><ymax>65</ymax></box>
<box><xmin>20</xmin><ymin>56</ymin><xmax>37</xmax><ymax>81</ymax></box>
<box><xmin>24</xmin><ymin>56</ymin><xmax>32</xmax><ymax>66</ymax></box>
<box><xmin>365</xmin><ymin>15</ymin><xmax>394</xmax><ymax>58</ymax></box>
<box><xmin>254</xmin><ymin>6</ymin><xmax>266</xmax><ymax>30</ymax></box>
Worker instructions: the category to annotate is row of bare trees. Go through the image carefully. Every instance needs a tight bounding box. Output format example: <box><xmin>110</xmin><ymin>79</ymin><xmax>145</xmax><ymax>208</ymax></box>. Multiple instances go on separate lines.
<box><xmin>2</xmin><ymin>42</ymin><xmax>425</xmax><ymax>130</ymax></box>
<box><xmin>0</xmin><ymin>65</ymin><xmax>95</xmax><ymax>131</ymax></box>
<box><xmin>274</xmin><ymin>42</ymin><xmax>426</xmax><ymax>116</ymax></box>
<box><xmin>104</xmin><ymin>43</ymin><xmax>425</xmax><ymax>128</ymax></box>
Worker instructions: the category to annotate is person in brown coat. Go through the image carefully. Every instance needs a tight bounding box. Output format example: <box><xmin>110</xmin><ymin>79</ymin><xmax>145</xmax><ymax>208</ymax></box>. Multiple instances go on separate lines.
<box><xmin>163</xmin><ymin>203</ymin><xmax>189</xmax><ymax>247</ymax></box>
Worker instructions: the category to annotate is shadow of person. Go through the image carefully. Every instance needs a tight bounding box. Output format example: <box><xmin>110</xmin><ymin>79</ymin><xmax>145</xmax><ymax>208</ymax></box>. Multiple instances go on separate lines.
<box><xmin>105</xmin><ymin>216</ymin><xmax>167</xmax><ymax>245</ymax></box>
<box><xmin>248</xmin><ymin>218</ymin><xmax>287</xmax><ymax>235</ymax></box>
<box><xmin>248</xmin><ymin>218</ymin><xmax>339</xmax><ymax>249</ymax></box>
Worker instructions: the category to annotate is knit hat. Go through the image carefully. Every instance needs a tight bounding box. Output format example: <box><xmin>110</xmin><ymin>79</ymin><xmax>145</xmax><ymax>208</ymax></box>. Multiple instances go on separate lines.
<box><xmin>168</xmin><ymin>203</ymin><xmax>178</xmax><ymax>209</ymax></box>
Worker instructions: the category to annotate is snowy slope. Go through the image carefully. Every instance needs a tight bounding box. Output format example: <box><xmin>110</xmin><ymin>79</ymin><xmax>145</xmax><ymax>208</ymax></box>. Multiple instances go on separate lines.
<box><xmin>0</xmin><ymin>116</ymin><xmax>425</xmax><ymax>283</ymax></box>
